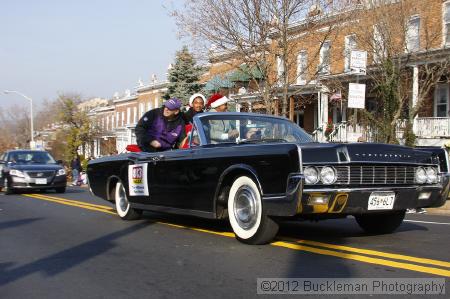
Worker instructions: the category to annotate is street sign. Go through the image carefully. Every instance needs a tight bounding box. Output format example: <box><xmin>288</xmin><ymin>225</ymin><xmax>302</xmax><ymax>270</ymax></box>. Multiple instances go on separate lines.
<box><xmin>350</xmin><ymin>50</ymin><xmax>367</xmax><ymax>74</ymax></box>
<box><xmin>348</xmin><ymin>83</ymin><xmax>366</xmax><ymax>109</ymax></box>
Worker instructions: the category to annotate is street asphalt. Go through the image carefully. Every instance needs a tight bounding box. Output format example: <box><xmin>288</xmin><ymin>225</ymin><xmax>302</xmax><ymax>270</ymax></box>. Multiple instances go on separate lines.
<box><xmin>1</xmin><ymin>187</ymin><xmax>449</xmax><ymax>298</ymax></box>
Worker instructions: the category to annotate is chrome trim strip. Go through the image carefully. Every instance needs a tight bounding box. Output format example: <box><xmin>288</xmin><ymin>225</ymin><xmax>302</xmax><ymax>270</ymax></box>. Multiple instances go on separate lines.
<box><xmin>304</xmin><ymin>185</ymin><xmax>442</xmax><ymax>192</ymax></box>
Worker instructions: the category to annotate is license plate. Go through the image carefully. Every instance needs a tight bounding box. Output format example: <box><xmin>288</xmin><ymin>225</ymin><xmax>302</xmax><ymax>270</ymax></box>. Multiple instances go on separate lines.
<box><xmin>35</xmin><ymin>178</ymin><xmax>47</xmax><ymax>185</ymax></box>
<box><xmin>368</xmin><ymin>192</ymin><xmax>396</xmax><ymax>210</ymax></box>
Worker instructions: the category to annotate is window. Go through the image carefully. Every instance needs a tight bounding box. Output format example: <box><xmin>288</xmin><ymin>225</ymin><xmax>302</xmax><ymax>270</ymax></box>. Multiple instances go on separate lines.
<box><xmin>435</xmin><ymin>84</ymin><xmax>449</xmax><ymax>117</ymax></box>
<box><xmin>106</xmin><ymin>116</ymin><xmax>109</xmax><ymax>130</ymax></box>
<box><xmin>133</xmin><ymin>107</ymin><xmax>137</xmax><ymax>123</ymax></box>
<box><xmin>344</xmin><ymin>35</ymin><xmax>357</xmax><ymax>71</ymax></box>
<box><xmin>276</xmin><ymin>55</ymin><xmax>285</xmax><ymax>80</ymax></box>
<box><xmin>296</xmin><ymin>51</ymin><xmax>308</xmax><ymax>85</ymax></box>
<box><xmin>154</xmin><ymin>98</ymin><xmax>159</xmax><ymax>108</ymax></box>
<box><xmin>111</xmin><ymin>115</ymin><xmax>115</xmax><ymax>129</ymax></box>
<box><xmin>148</xmin><ymin>101</ymin><xmax>152</xmax><ymax>111</ymax></box>
<box><xmin>406</xmin><ymin>15</ymin><xmax>420</xmax><ymax>52</ymax></box>
<box><xmin>445</xmin><ymin>1</ymin><xmax>450</xmax><ymax>46</ymax></box>
<box><xmin>319</xmin><ymin>41</ymin><xmax>330</xmax><ymax>74</ymax></box>
<box><xmin>373</xmin><ymin>24</ymin><xmax>386</xmax><ymax>63</ymax></box>
<box><xmin>127</xmin><ymin>107</ymin><xmax>131</xmax><ymax>125</ymax></box>
<box><xmin>116</xmin><ymin>112</ymin><xmax>119</xmax><ymax>128</ymax></box>
<box><xmin>121</xmin><ymin>111</ymin><xmax>125</xmax><ymax>127</ymax></box>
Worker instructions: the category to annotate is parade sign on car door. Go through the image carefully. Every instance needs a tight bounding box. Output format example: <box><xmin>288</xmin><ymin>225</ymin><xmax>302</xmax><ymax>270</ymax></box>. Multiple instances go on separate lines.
<box><xmin>128</xmin><ymin>163</ymin><xmax>149</xmax><ymax>196</ymax></box>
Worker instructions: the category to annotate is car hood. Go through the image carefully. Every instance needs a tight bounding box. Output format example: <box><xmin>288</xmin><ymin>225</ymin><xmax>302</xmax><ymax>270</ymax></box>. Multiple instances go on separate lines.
<box><xmin>300</xmin><ymin>143</ymin><xmax>438</xmax><ymax>165</ymax></box>
<box><xmin>8</xmin><ymin>164</ymin><xmax>63</xmax><ymax>171</ymax></box>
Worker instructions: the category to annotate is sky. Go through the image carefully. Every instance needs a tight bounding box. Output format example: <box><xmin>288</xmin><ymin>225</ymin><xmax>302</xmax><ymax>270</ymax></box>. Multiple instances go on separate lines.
<box><xmin>0</xmin><ymin>0</ymin><xmax>184</xmax><ymax>111</ymax></box>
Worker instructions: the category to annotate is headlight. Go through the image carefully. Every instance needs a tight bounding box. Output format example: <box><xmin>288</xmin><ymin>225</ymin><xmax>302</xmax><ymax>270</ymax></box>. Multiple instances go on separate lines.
<box><xmin>425</xmin><ymin>167</ymin><xmax>438</xmax><ymax>184</ymax></box>
<box><xmin>57</xmin><ymin>168</ymin><xmax>66</xmax><ymax>176</ymax></box>
<box><xmin>9</xmin><ymin>169</ymin><xmax>25</xmax><ymax>178</ymax></box>
<box><xmin>320</xmin><ymin>166</ymin><xmax>337</xmax><ymax>185</ymax></box>
<box><xmin>415</xmin><ymin>167</ymin><xmax>427</xmax><ymax>184</ymax></box>
<box><xmin>304</xmin><ymin>166</ymin><xmax>319</xmax><ymax>184</ymax></box>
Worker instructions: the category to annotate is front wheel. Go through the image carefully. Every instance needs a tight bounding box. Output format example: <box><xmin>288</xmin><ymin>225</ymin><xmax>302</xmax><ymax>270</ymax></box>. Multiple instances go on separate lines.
<box><xmin>114</xmin><ymin>181</ymin><xmax>142</xmax><ymax>220</ymax></box>
<box><xmin>228</xmin><ymin>176</ymin><xmax>278</xmax><ymax>245</ymax></box>
<box><xmin>355</xmin><ymin>210</ymin><xmax>406</xmax><ymax>234</ymax></box>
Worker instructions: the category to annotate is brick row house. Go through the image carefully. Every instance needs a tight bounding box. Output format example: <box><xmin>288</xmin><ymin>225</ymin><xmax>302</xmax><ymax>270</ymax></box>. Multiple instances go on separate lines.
<box><xmin>205</xmin><ymin>0</ymin><xmax>450</xmax><ymax>146</ymax></box>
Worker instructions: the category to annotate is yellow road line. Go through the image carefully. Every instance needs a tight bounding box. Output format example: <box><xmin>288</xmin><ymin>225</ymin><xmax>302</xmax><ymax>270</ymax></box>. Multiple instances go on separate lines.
<box><xmin>20</xmin><ymin>193</ymin><xmax>450</xmax><ymax>277</ymax></box>
<box><xmin>24</xmin><ymin>194</ymin><xmax>116</xmax><ymax>215</ymax></box>
<box><xmin>29</xmin><ymin>193</ymin><xmax>115</xmax><ymax>211</ymax></box>
<box><xmin>294</xmin><ymin>239</ymin><xmax>450</xmax><ymax>269</ymax></box>
<box><xmin>270</xmin><ymin>241</ymin><xmax>450</xmax><ymax>277</ymax></box>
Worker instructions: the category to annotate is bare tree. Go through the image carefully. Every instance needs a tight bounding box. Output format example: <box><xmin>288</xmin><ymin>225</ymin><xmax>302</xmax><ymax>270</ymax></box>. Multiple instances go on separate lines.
<box><xmin>346</xmin><ymin>0</ymin><xmax>450</xmax><ymax>144</ymax></box>
<box><xmin>174</xmin><ymin>0</ymin><xmax>352</xmax><ymax>118</ymax></box>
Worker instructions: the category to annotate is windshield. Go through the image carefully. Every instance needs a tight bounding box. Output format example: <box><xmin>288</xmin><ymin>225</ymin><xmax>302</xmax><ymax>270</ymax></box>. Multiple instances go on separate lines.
<box><xmin>7</xmin><ymin>151</ymin><xmax>57</xmax><ymax>165</ymax></box>
<box><xmin>199</xmin><ymin>114</ymin><xmax>312</xmax><ymax>145</ymax></box>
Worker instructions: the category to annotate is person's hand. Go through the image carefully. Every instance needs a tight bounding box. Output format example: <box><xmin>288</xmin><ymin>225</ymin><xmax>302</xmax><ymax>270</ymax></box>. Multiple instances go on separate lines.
<box><xmin>228</xmin><ymin>129</ymin><xmax>239</xmax><ymax>139</ymax></box>
<box><xmin>150</xmin><ymin>140</ymin><xmax>162</xmax><ymax>148</ymax></box>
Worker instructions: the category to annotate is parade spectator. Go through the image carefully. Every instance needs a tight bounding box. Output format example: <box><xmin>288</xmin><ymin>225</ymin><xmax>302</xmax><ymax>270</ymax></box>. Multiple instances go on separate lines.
<box><xmin>183</xmin><ymin>93</ymin><xmax>206</xmax><ymax>124</ymax></box>
<box><xmin>207</xmin><ymin>93</ymin><xmax>239</xmax><ymax>143</ymax></box>
<box><xmin>135</xmin><ymin>98</ymin><xmax>186</xmax><ymax>152</ymax></box>
<box><xmin>70</xmin><ymin>156</ymin><xmax>82</xmax><ymax>186</ymax></box>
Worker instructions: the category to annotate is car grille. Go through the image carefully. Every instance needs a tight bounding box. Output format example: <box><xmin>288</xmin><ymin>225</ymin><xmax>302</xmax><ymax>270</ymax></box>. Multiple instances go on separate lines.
<box><xmin>309</xmin><ymin>165</ymin><xmax>418</xmax><ymax>185</ymax></box>
<box><xmin>25</xmin><ymin>170</ymin><xmax>56</xmax><ymax>178</ymax></box>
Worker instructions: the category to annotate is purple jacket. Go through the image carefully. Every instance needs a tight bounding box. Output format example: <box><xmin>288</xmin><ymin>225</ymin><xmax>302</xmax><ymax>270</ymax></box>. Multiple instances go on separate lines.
<box><xmin>135</xmin><ymin>108</ymin><xmax>186</xmax><ymax>152</ymax></box>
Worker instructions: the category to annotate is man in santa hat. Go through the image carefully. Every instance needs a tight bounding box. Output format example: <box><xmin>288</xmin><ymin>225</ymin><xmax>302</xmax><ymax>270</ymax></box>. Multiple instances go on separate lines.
<box><xmin>206</xmin><ymin>93</ymin><xmax>239</xmax><ymax>143</ymax></box>
<box><xmin>135</xmin><ymin>98</ymin><xmax>186</xmax><ymax>152</ymax></box>
<box><xmin>183</xmin><ymin>93</ymin><xmax>206</xmax><ymax>124</ymax></box>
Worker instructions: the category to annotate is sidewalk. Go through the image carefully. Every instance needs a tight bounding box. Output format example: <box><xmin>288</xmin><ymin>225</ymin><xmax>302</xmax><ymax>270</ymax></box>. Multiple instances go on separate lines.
<box><xmin>426</xmin><ymin>200</ymin><xmax>450</xmax><ymax>216</ymax></box>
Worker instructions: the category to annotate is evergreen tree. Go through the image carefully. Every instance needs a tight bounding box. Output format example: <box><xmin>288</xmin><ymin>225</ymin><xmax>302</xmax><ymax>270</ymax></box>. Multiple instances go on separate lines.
<box><xmin>165</xmin><ymin>46</ymin><xmax>203</xmax><ymax>104</ymax></box>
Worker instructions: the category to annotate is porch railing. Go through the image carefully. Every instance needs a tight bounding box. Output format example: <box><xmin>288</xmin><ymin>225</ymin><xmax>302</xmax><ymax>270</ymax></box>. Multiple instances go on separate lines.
<box><xmin>313</xmin><ymin>117</ymin><xmax>450</xmax><ymax>143</ymax></box>
<box><xmin>414</xmin><ymin>117</ymin><xmax>450</xmax><ymax>138</ymax></box>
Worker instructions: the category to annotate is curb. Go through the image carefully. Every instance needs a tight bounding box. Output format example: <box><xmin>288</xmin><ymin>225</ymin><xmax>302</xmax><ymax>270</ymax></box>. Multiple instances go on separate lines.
<box><xmin>425</xmin><ymin>200</ymin><xmax>450</xmax><ymax>216</ymax></box>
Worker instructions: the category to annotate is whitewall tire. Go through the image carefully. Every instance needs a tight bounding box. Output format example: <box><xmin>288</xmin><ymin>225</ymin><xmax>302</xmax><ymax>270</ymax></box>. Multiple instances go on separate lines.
<box><xmin>228</xmin><ymin>176</ymin><xmax>278</xmax><ymax>244</ymax></box>
<box><xmin>115</xmin><ymin>181</ymin><xmax>142</xmax><ymax>220</ymax></box>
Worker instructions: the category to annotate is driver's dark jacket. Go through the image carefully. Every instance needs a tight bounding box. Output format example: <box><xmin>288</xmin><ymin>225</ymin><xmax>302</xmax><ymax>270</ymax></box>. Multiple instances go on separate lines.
<box><xmin>135</xmin><ymin>108</ymin><xmax>186</xmax><ymax>152</ymax></box>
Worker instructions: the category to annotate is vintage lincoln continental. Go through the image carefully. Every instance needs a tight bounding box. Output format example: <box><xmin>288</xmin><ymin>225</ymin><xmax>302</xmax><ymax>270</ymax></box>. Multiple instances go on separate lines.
<box><xmin>87</xmin><ymin>112</ymin><xmax>450</xmax><ymax>244</ymax></box>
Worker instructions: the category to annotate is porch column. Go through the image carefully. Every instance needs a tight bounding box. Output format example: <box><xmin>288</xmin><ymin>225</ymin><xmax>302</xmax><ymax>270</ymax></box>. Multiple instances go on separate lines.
<box><xmin>248</xmin><ymin>101</ymin><xmax>252</xmax><ymax>112</ymax></box>
<box><xmin>321</xmin><ymin>92</ymin><xmax>329</xmax><ymax>128</ymax></box>
<box><xmin>412</xmin><ymin>65</ymin><xmax>419</xmax><ymax>134</ymax></box>
<box><xmin>317</xmin><ymin>91</ymin><xmax>322</xmax><ymax>127</ymax></box>
<box><xmin>289</xmin><ymin>96</ymin><xmax>294</xmax><ymax>121</ymax></box>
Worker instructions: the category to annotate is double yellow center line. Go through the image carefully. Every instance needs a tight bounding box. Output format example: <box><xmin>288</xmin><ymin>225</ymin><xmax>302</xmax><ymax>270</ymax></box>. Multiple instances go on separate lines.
<box><xmin>22</xmin><ymin>193</ymin><xmax>450</xmax><ymax>277</ymax></box>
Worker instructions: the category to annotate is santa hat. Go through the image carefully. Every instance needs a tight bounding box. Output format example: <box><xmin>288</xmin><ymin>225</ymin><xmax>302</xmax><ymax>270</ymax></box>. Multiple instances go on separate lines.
<box><xmin>189</xmin><ymin>93</ymin><xmax>206</xmax><ymax>106</ymax></box>
<box><xmin>207</xmin><ymin>93</ymin><xmax>230</xmax><ymax>109</ymax></box>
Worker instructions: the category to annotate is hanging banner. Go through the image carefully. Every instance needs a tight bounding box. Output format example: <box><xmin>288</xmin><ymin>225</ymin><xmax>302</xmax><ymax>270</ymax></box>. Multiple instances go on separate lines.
<box><xmin>128</xmin><ymin>163</ymin><xmax>149</xmax><ymax>196</ymax></box>
<box><xmin>348</xmin><ymin>83</ymin><xmax>366</xmax><ymax>109</ymax></box>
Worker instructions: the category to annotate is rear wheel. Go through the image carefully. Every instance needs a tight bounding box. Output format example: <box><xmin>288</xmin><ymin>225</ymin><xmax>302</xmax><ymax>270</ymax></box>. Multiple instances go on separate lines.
<box><xmin>355</xmin><ymin>210</ymin><xmax>406</xmax><ymax>234</ymax></box>
<box><xmin>228</xmin><ymin>176</ymin><xmax>278</xmax><ymax>245</ymax></box>
<box><xmin>115</xmin><ymin>181</ymin><xmax>142</xmax><ymax>220</ymax></box>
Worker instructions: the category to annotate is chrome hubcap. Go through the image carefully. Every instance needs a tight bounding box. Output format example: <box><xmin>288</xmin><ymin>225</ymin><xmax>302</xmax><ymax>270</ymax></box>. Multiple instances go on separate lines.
<box><xmin>117</xmin><ymin>184</ymin><xmax>128</xmax><ymax>212</ymax></box>
<box><xmin>233</xmin><ymin>186</ymin><xmax>258</xmax><ymax>230</ymax></box>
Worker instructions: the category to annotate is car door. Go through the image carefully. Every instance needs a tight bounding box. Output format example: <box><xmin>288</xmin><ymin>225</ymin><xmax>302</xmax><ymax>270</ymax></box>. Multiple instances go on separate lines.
<box><xmin>144</xmin><ymin>149</ymin><xmax>195</xmax><ymax>210</ymax></box>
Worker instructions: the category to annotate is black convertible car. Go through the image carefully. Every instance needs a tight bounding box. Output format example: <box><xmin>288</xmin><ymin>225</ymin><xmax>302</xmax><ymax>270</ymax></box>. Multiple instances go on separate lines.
<box><xmin>87</xmin><ymin>113</ymin><xmax>450</xmax><ymax>244</ymax></box>
<box><xmin>0</xmin><ymin>149</ymin><xmax>67</xmax><ymax>194</ymax></box>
